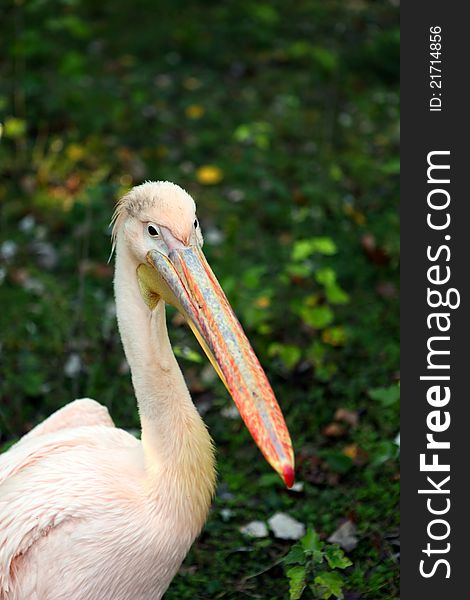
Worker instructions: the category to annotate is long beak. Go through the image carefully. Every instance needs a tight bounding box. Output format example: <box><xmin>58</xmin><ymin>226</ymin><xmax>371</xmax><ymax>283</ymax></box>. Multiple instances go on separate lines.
<box><xmin>138</xmin><ymin>245</ymin><xmax>295</xmax><ymax>487</ymax></box>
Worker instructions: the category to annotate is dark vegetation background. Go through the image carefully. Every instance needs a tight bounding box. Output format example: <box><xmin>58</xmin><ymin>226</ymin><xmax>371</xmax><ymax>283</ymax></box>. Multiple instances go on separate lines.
<box><xmin>0</xmin><ymin>1</ymin><xmax>399</xmax><ymax>598</ymax></box>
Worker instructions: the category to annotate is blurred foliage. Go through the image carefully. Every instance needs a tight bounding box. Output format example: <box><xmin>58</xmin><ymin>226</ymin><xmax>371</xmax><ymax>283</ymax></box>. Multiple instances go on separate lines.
<box><xmin>0</xmin><ymin>0</ymin><xmax>399</xmax><ymax>598</ymax></box>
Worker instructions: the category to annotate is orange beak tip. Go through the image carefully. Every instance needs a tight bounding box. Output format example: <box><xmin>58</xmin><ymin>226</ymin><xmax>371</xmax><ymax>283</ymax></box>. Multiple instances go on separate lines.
<box><xmin>282</xmin><ymin>464</ymin><xmax>295</xmax><ymax>489</ymax></box>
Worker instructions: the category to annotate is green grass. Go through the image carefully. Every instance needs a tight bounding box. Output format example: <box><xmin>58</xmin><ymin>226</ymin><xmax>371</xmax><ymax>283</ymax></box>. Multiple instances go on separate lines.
<box><xmin>0</xmin><ymin>1</ymin><xmax>399</xmax><ymax>598</ymax></box>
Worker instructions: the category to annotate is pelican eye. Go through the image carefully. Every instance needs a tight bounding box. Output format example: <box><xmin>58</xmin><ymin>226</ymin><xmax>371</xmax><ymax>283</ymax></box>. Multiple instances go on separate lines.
<box><xmin>194</xmin><ymin>219</ymin><xmax>198</xmax><ymax>228</ymax></box>
<box><xmin>147</xmin><ymin>224</ymin><xmax>160</xmax><ymax>237</ymax></box>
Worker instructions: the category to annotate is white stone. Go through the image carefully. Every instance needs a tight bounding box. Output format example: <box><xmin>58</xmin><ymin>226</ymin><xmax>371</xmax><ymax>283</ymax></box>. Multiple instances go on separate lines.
<box><xmin>268</xmin><ymin>512</ymin><xmax>305</xmax><ymax>540</ymax></box>
<box><xmin>240</xmin><ymin>520</ymin><xmax>268</xmax><ymax>538</ymax></box>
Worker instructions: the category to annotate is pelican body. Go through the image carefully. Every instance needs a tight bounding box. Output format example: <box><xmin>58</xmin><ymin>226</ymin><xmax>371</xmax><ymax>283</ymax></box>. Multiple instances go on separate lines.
<box><xmin>0</xmin><ymin>182</ymin><xmax>294</xmax><ymax>599</ymax></box>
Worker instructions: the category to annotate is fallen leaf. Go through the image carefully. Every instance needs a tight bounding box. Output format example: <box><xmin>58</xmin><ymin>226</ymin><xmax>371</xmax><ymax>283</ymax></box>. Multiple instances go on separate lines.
<box><xmin>65</xmin><ymin>173</ymin><xmax>82</xmax><ymax>193</ymax></box>
<box><xmin>195</xmin><ymin>398</ymin><xmax>211</xmax><ymax>416</ymax></box>
<box><xmin>183</xmin><ymin>76</ymin><xmax>202</xmax><ymax>90</ymax></box>
<box><xmin>179</xmin><ymin>565</ymin><xmax>198</xmax><ymax>576</ymax></box>
<box><xmin>18</xmin><ymin>215</ymin><xmax>35</xmax><ymax>232</ymax></box>
<box><xmin>10</xmin><ymin>268</ymin><xmax>29</xmax><ymax>285</ymax></box>
<box><xmin>200</xmin><ymin>364</ymin><xmax>217</xmax><ymax>385</ymax></box>
<box><xmin>93</xmin><ymin>263</ymin><xmax>113</xmax><ymax>279</ymax></box>
<box><xmin>20</xmin><ymin>175</ymin><xmax>36</xmax><ymax>195</ymax></box>
<box><xmin>171</xmin><ymin>312</ymin><xmax>186</xmax><ymax>327</ymax></box>
<box><xmin>226</xmin><ymin>188</ymin><xmax>245</xmax><ymax>203</ymax></box>
<box><xmin>66</xmin><ymin>143</ymin><xmax>85</xmax><ymax>162</ymax></box>
<box><xmin>342</xmin><ymin>444</ymin><xmax>368</xmax><ymax>466</ymax></box>
<box><xmin>22</xmin><ymin>276</ymin><xmax>45</xmax><ymax>295</ymax></box>
<box><xmin>185</xmin><ymin>104</ymin><xmax>204</xmax><ymax>119</ymax></box>
<box><xmin>79</xmin><ymin>260</ymin><xmax>113</xmax><ymax>279</ymax></box>
<box><xmin>361</xmin><ymin>233</ymin><xmax>389</xmax><ymax>266</ymax></box>
<box><xmin>196</xmin><ymin>165</ymin><xmax>223</xmax><ymax>185</ymax></box>
<box><xmin>301</xmin><ymin>454</ymin><xmax>327</xmax><ymax>485</ymax></box>
<box><xmin>204</xmin><ymin>226</ymin><xmax>224</xmax><ymax>245</ymax></box>
<box><xmin>118</xmin><ymin>359</ymin><xmax>130</xmax><ymax>375</ymax></box>
<box><xmin>322</xmin><ymin>422</ymin><xmax>346</xmax><ymax>438</ymax></box>
<box><xmin>220</xmin><ymin>405</ymin><xmax>240</xmax><ymax>419</ymax></box>
<box><xmin>184</xmin><ymin>367</ymin><xmax>206</xmax><ymax>394</ymax></box>
<box><xmin>255</xmin><ymin>296</ymin><xmax>271</xmax><ymax>309</ymax></box>
<box><xmin>327</xmin><ymin>520</ymin><xmax>358</xmax><ymax>552</ymax></box>
<box><xmin>326</xmin><ymin>472</ymin><xmax>340</xmax><ymax>486</ymax></box>
<box><xmin>376</xmin><ymin>281</ymin><xmax>397</xmax><ymax>299</ymax></box>
<box><xmin>64</xmin><ymin>353</ymin><xmax>82</xmax><ymax>378</ymax></box>
<box><xmin>30</xmin><ymin>241</ymin><xmax>58</xmax><ymax>270</ymax></box>
<box><xmin>220</xmin><ymin>508</ymin><xmax>234</xmax><ymax>522</ymax></box>
<box><xmin>334</xmin><ymin>408</ymin><xmax>359</xmax><ymax>428</ymax></box>
<box><xmin>0</xmin><ymin>240</ymin><xmax>18</xmax><ymax>261</ymax></box>
<box><xmin>360</xmin><ymin>233</ymin><xmax>375</xmax><ymax>253</ymax></box>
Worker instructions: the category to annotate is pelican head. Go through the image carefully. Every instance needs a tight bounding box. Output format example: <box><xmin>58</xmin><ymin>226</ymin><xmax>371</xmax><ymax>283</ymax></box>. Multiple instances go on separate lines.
<box><xmin>112</xmin><ymin>181</ymin><xmax>294</xmax><ymax>487</ymax></box>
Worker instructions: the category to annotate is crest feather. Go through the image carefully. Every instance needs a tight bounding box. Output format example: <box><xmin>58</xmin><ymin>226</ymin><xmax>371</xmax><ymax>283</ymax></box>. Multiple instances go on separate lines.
<box><xmin>109</xmin><ymin>181</ymin><xmax>196</xmax><ymax>261</ymax></box>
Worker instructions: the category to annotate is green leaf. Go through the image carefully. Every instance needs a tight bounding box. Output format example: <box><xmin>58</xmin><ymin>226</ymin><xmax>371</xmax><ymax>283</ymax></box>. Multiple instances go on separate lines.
<box><xmin>382</xmin><ymin>157</ymin><xmax>400</xmax><ymax>174</ymax></box>
<box><xmin>311</xmin><ymin>47</ymin><xmax>338</xmax><ymax>72</ymax></box>
<box><xmin>283</xmin><ymin>543</ymin><xmax>307</xmax><ymax>566</ymax></box>
<box><xmin>291</xmin><ymin>240</ymin><xmax>314</xmax><ymax>262</ymax></box>
<box><xmin>268</xmin><ymin>343</ymin><xmax>302</xmax><ymax>370</ymax></box>
<box><xmin>369</xmin><ymin>384</ymin><xmax>400</xmax><ymax>407</ymax></box>
<box><xmin>325</xmin><ymin>284</ymin><xmax>349</xmax><ymax>305</ymax></box>
<box><xmin>322</xmin><ymin>326</ymin><xmax>347</xmax><ymax>347</ymax></box>
<box><xmin>307</xmin><ymin>340</ymin><xmax>326</xmax><ymax>362</ymax></box>
<box><xmin>314</xmin><ymin>269</ymin><xmax>349</xmax><ymax>304</ymax></box>
<box><xmin>258</xmin><ymin>472</ymin><xmax>283</xmax><ymax>488</ymax></box>
<box><xmin>324</xmin><ymin>452</ymin><xmax>353</xmax><ymax>474</ymax></box>
<box><xmin>315</xmin><ymin>268</ymin><xmax>336</xmax><ymax>286</ymax></box>
<box><xmin>286</xmin><ymin>263</ymin><xmax>312</xmax><ymax>278</ymax></box>
<box><xmin>250</xmin><ymin>4</ymin><xmax>280</xmax><ymax>25</ymax></box>
<box><xmin>324</xmin><ymin>545</ymin><xmax>352</xmax><ymax>570</ymax></box>
<box><xmin>173</xmin><ymin>345</ymin><xmax>203</xmax><ymax>363</ymax></box>
<box><xmin>233</xmin><ymin>122</ymin><xmax>273</xmax><ymax>149</ymax></box>
<box><xmin>291</xmin><ymin>237</ymin><xmax>337</xmax><ymax>261</ymax></box>
<box><xmin>287</xmin><ymin>40</ymin><xmax>315</xmax><ymax>59</ymax></box>
<box><xmin>286</xmin><ymin>565</ymin><xmax>307</xmax><ymax>600</ymax></box>
<box><xmin>242</xmin><ymin>266</ymin><xmax>267</xmax><ymax>288</ymax></box>
<box><xmin>300</xmin><ymin>305</ymin><xmax>334</xmax><ymax>329</ymax></box>
<box><xmin>301</xmin><ymin>528</ymin><xmax>322</xmax><ymax>553</ymax></box>
<box><xmin>3</xmin><ymin>117</ymin><xmax>27</xmax><ymax>139</ymax></box>
<box><xmin>311</xmin><ymin>238</ymin><xmax>337</xmax><ymax>255</ymax></box>
<box><xmin>370</xmin><ymin>440</ymin><xmax>398</xmax><ymax>466</ymax></box>
<box><xmin>313</xmin><ymin>570</ymin><xmax>345</xmax><ymax>599</ymax></box>
<box><xmin>20</xmin><ymin>371</ymin><xmax>45</xmax><ymax>396</ymax></box>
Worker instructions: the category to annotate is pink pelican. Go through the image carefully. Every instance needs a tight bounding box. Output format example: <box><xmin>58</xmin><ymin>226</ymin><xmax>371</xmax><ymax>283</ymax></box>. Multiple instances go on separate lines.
<box><xmin>0</xmin><ymin>181</ymin><xmax>294</xmax><ymax>599</ymax></box>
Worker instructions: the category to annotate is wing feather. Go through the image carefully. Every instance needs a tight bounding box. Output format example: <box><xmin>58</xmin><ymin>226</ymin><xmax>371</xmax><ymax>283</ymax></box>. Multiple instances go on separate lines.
<box><xmin>15</xmin><ymin>399</ymin><xmax>114</xmax><ymax>446</ymax></box>
<box><xmin>0</xmin><ymin>423</ymin><xmax>140</xmax><ymax>597</ymax></box>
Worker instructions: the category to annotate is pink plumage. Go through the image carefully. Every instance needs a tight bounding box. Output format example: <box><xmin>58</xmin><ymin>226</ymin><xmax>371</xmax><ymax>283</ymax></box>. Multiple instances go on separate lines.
<box><xmin>0</xmin><ymin>182</ymin><xmax>294</xmax><ymax>599</ymax></box>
